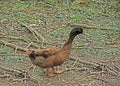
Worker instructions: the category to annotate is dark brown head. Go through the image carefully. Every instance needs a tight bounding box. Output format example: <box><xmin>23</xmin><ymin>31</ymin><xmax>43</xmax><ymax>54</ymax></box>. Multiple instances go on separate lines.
<box><xmin>63</xmin><ymin>27</ymin><xmax>83</xmax><ymax>47</ymax></box>
<box><xmin>70</xmin><ymin>27</ymin><xmax>83</xmax><ymax>37</ymax></box>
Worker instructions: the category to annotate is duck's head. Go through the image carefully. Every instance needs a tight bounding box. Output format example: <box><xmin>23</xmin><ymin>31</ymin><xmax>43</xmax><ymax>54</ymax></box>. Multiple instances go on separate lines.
<box><xmin>70</xmin><ymin>27</ymin><xmax>83</xmax><ymax>37</ymax></box>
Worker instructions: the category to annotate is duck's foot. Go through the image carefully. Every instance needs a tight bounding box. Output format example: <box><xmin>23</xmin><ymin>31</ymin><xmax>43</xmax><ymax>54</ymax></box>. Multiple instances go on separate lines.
<box><xmin>46</xmin><ymin>68</ymin><xmax>56</xmax><ymax>77</ymax></box>
<box><xmin>53</xmin><ymin>67</ymin><xmax>63</xmax><ymax>74</ymax></box>
<box><xmin>53</xmin><ymin>70</ymin><xmax>63</xmax><ymax>74</ymax></box>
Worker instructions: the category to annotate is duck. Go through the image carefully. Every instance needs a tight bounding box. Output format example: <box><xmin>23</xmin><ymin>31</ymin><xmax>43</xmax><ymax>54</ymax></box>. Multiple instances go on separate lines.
<box><xmin>29</xmin><ymin>27</ymin><xmax>83</xmax><ymax>76</ymax></box>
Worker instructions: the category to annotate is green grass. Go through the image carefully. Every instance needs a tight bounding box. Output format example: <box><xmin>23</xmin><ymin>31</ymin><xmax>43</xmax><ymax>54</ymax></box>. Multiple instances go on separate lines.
<box><xmin>0</xmin><ymin>0</ymin><xmax>119</xmax><ymax>64</ymax></box>
<box><xmin>0</xmin><ymin>0</ymin><xmax>120</xmax><ymax>86</ymax></box>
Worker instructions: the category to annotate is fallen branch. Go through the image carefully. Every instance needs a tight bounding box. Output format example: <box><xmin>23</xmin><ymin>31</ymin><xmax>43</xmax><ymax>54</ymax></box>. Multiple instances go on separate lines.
<box><xmin>69</xmin><ymin>57</ymin><xmax>99</xmax><ymax>67</ymax></box>
<box><xmin>0</xmin><ymin>74</ymin><xmax>10</xmax><ymax>78</ymax></box>
<box><xmin>70</xmin><ymin>57</ymin><xmax>120</xmax><ymax>77</ymax></box>
<box><xmin>0</xmin><ymin>40</ymin><xmax>38</xmax><ymax>52</ymax></box>
<box><xmin>25</xmin><ymin>42</ymin><xmax>34</xmax><ymax>49</ymax></box>
<box><xmin>72</xmin><ymin>58</ymin><xmax>79</xmax><ymax>67</ymax></box>
<box><xmin>93</xmin><ymin>77</ymin><xmax>114</xmax><ymax>86</ymax></box>
<box><xmin>0</xmin><ymin>35</ymin><xmax>40</xmax><ymax>49</ymax></box>
<box><xmin>88</xmin><ymin>80</ymin><xmax>97</xmax><ymax>86</ymax></box>
<box><xmin>69</xmin><ymin>57</ymin><xmax>104</xmax><ymax>72</ymax></box>
<box><xmin>65</xmin><ymin>67</ymin><xmax>87</xmax><ymax>72</ymax></box>
<box><xmin>0</xmin><ymin>67</ymin><xmax>40</xmax><ymax>85</ymax></box>
<box><xmin>89</xmin><ymin>71</ymin><xmax>106</xmax><ymax>76</ymax></box>
<box><xmin>9</xmin><ymin>77</ymin><xmax>40</xmax><ymax>86</ymax></box>
<box><xmin>0</xmin><ymin>66</ymin><xmax>39</xmax><ymax>85</ymax></box>
<box><xmin>23</xmin><ymin>42</ymin><xmax>40</xmax><ymax>49</ymax></box>
<box><xmin>0</xmin><ymin>66</ymin><xmax>24</xmax><ymax>74</ymax></box>
<box><xmin>69</xmin><ymin>23</ymin><xmax>115</xmax><ymax>30</ymax></box>
<box><xmin>0</xmin><ymin>66</ymin><xmax>29</xmax><ymax>79</ymax></box>
<box><xmin>17</xmin><ymin>21</ymin><xmax>44</xmax><ymax>47</ymax></box>
<box><xmin>0</xmin><ymin>53</ymin><xmax>25</xmax><ymax>56</ymax></box>
<box><xmin>105</xmin><ymin>65</ymin><xmax>120</xmax><ymax>77</ymax></box>
<box><xmin>111</xmin><ymin>60</ymin><xmax>120</xmax><ymax>73</ymax></box>
<box><xmin>0</xmin><ymin>40</ymin><xmax>27</xmax><ymax>51</ymax></box>
<box><xmin>0</xmin><ymin>35</ymin><xmax>28</xmax><ymax>43</ymax></box>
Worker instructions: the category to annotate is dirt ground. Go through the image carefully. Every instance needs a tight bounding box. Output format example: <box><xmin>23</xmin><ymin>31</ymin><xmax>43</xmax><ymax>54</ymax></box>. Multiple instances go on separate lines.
<box><xmin>0</xmin><ymin>0</ymin><xmax>120</xmax><ymax>86</ymax></box>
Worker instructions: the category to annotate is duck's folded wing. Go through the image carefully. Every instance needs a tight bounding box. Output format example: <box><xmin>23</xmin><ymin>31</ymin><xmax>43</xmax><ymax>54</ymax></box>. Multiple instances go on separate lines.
<box><xmin>33</xmin><ymin>47</ymin><xmax>61</xmax><ymax>58</ymax></box>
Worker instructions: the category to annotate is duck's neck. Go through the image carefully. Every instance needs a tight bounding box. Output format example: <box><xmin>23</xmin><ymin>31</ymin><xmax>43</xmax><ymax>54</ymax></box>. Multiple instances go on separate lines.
<box><xmin>62</xmin><ymin>35</ymin><xmax>75</xmax><ymax>50</ymax></box>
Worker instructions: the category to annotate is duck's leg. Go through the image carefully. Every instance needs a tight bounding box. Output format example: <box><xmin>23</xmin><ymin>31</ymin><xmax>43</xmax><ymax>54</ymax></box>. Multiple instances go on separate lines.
<box><xmin>53</xmin><ymin>67</ymin><xmax>63</xmax><ymax>74</ymax></box>
<box><xmin>46</xmin><ymin>68</ymin><xmax>56</xmax><ymax>77</ymax></box>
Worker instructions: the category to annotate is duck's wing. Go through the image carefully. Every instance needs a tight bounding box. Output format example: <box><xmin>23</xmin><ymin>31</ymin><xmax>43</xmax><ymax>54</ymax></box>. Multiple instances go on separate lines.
<box><xmin>33</xmin><ymin>47</ymin><xmax>61</xmax><ymax>58</ymax></box>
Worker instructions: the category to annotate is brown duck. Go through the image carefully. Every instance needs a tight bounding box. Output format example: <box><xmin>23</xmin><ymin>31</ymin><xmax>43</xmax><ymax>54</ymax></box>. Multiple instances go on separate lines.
<box><xmin>29</xmin><ymin>27</ymin><xmax>83</xmax><ymax>76</ymax></box>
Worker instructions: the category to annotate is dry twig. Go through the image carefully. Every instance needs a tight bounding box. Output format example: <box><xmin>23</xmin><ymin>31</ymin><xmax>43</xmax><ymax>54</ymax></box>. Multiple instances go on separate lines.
<box><xmin>69</xmin><ymin>23</ymin><xmax>115</xmax><ymax>30</ymax></box>
<box><xmin>25</xmin><ymin>42</ymin><xmax>34</xmax><ymax>49</ymax></box>
<box><xmin>70</xmin><ymin>57</ymin><xmax>120</xmax><ymax>77</ymax></box>
<box><xmin>0</xmin><ymin>66</ymin><xmax>25</xmax><ymax>75</ymax></box>
<box><xmin>65</xmin><ymin>67</ymin><xmax>87</xmax><ymax>72</ymax></box>
<box><xmin>93</xmin><ymin>77</ymin><xmax>114</xmax><ymax>86</ymax></box>
<box><xmin>70</xmin><ymin>57</ymin><xmax>99</xmax><ymax>67</ymax></box>
<box><xmin>0</xmin><ymin>40</ymin><xmax>37</xmax><ymax>52</ymax></box>
<box><xmin>0</xmin><ymin>74</ymin><xmax>10</xmax><ymax>78</ymax></box>
<box><xmin>105</xmin><ymin>65</ymin><xmax>120</xmax><ymax>77</ymax></box>
<box><xmin>0</xmin><ymin>40</ymin><xmax>27</xmax><ymax>51</ymax></box>
<box><xmin>0</xmin><ymin>53</ymin><xmax>26</xmax><ymax>56</ymax></box>
<box><xmin>17</xmin><ymin>21</ymin><xmax>44</xmax><ymax>48</ymax></box>
<box><xmin>0</xmin><ymin>35</ymin><xmax>28</xmax><ymax>43</ymax></box>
